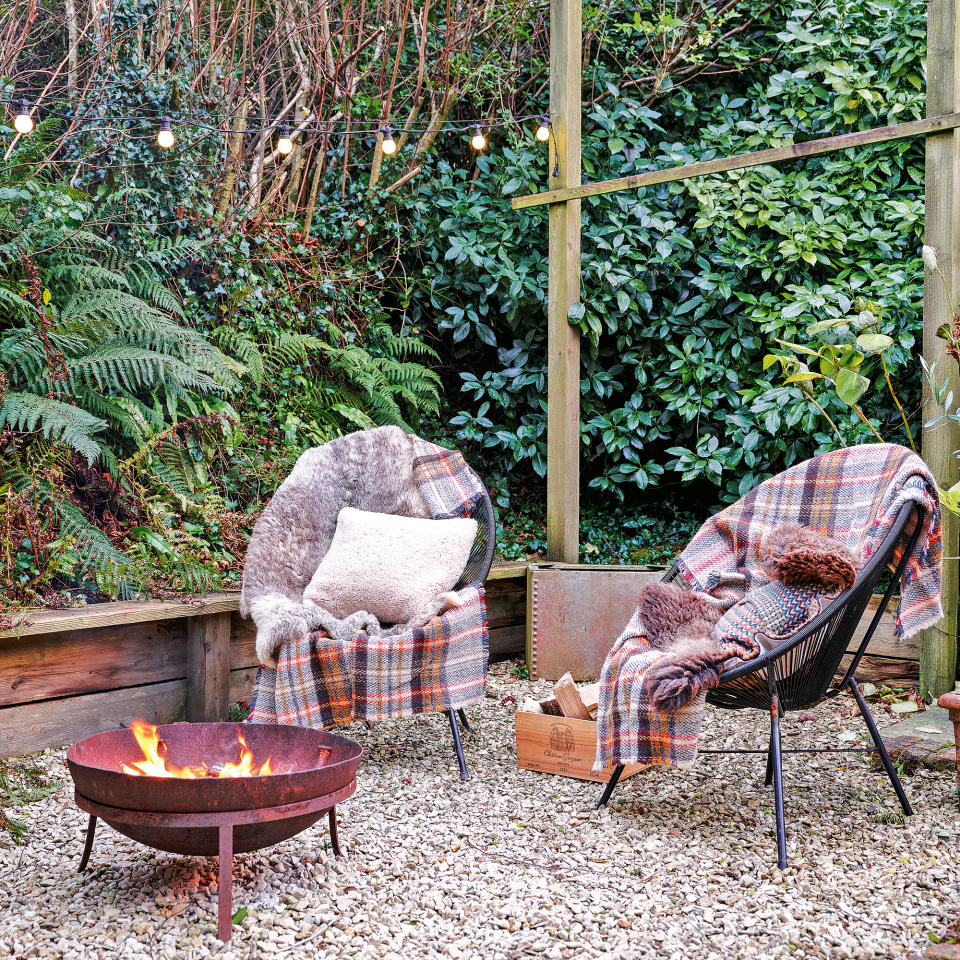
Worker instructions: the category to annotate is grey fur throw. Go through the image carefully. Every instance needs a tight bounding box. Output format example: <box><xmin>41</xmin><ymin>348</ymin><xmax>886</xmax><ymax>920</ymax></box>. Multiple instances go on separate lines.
<box><xmin>240</xmin><ymin>426</ymin><xmax>431</xmax><ymax>667</ymax></box>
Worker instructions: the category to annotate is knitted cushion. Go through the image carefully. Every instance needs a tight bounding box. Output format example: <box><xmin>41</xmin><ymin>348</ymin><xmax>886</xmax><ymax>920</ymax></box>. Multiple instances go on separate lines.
<box><xmin>710</xmin><ymin>579</ymin><xmax>838</xmax><ymax>657</ymax></box>
<box><xmin>303</xmin><ymin>507</ymin><xmax>477</xmax><ymax>623</ymax></box>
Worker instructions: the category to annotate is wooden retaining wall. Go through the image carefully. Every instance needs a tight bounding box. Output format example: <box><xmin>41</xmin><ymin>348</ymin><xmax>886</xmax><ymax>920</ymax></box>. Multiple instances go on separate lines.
<box><xmin>0</xmin><ymin>563</ymin><xmax>527</xmax><ymax>758</ymax></box>
<box><xmin>0</xmin><ymin>561</ymin><xmax>920</xmax><ymax>758</ymax></box>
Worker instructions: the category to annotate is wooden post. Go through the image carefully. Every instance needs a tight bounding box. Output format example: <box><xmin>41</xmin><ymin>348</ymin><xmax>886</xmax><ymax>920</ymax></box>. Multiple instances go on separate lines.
<box><xmin>187</xmin><ymin>612</ymin><xmax>232</xmax><ymax>721</ymax></box>
<box><xmin>921</xmin><ymin>0</ymin><xmax>960</xmax><ymax>699</ymax></box>
<box><xmin>545</xmin><ymin>0</ymin><xmax>582</xmax><ymax>563</ymax></box>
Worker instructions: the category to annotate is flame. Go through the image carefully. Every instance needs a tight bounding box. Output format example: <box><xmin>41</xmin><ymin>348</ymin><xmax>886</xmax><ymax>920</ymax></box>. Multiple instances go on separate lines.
<box><xmin>120</xmin><ymin>721</ymin><xmax>273</xmax><ymax>778</ymax></box>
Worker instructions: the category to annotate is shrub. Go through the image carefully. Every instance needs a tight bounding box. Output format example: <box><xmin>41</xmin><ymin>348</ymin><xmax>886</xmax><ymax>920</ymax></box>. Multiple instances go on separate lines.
<box><xmin>410</xmin><ymin>0</ymin><xmax>926</xmax><ymax>503</ymax></box>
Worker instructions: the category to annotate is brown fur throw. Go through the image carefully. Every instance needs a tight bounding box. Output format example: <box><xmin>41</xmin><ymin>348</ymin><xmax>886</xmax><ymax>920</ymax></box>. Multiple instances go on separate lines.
<box><xmin>758</xmin><ymin>523</ymin><xmax>857</xmax><ymax>592</ymax></box>
<box><xmin>642</xmin><ymin>525</ymin><xmax>859</xmax><ymax>712</ymax></box>
<box><xmin>636</xmin><ymin>582</ymin><xmax>724</xmax><ymax>650</ymax></box>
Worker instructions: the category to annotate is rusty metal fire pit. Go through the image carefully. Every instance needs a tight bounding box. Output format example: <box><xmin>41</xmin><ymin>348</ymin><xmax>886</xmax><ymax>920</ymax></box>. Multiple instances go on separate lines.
<box><xmin>67</xmin><ymin>722</ymin><xmax>362</xmax><ymax>941</ymax></box>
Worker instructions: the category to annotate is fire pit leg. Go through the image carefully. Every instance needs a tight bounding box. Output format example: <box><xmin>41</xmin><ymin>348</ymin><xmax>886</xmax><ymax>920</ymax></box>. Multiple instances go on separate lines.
<box><xmin>217</xmin><ymin>824</ymin><xmax>234</xmax><ymax>942</ymax></box>
<box><xmin>328</xmin><ymin>807</ymin><xmax>342</xmax><ymax>857</ymax></box>
<box><xmin>78</xmin><ymin>814</ymin><xmax>98</xmax><ymax>872</ymax></box>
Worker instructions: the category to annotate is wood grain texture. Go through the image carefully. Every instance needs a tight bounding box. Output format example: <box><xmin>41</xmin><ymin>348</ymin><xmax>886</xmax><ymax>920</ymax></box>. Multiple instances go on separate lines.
<box><xmin>487</xmin><ymin>577</ymin><xmax>526</xmax><ymax>629</ymax></box>
<box><xmin>514</xmin><ymin>710</ymin><xmax>641</xmax><ymax>783</ymax></box>
<box><xmin>0</xmin><ymin>619</ymin><xmax>186</xmax><ymax>707</ymax></box>
<box><xmin>512</xmin><ymin>112</ymin><xmax>960</xmax><ymax>210</ymax></box>
<box><xmin>187</xmin><ymin>612</ymin><xmax>232</xmax><ymax>722</ymax></box>
<box><xmin>230</xmin><ymin>615</ymin><xmax>259</xmax><ymax>669</ymax></box>
<box><xmin>486</xmin><ymin>562</ymin><xmax>528</xmax><ymax>581</ymax></box>
<box><xmin>545</xmin><ymin>0</ymin><xmax>582</xmax><ymax>563</ymax></box>
<box><xmin>1</xmin><ymin>564</ymin><xmax>527</xmax><ymax>644</ymax></box>
<box><xmin>920</xmin><ymin>0</ymin><xmax>960</xmax><ymax>699</ymax></box>
<box><xmin>553</xmin><ymin>672</ymin><xmax>593</xmax><ymax>720</ymax></box>
<box><xmin>0</xmin><ymin>681</ymin><xmax>187</xmax><ymax>757</ymax></box>
<box><xmin>229</xmin><ymin>667</ymin><xmax>258</xmax><ymax>706</ymax></box>
<box><xmin>0</xmin><ymin>594</ymin><xmax>241</xmax><ymax>641</ymax></box>
<box><xmin>838</xmin><ymin>653</ymin><xmax>919</xmax><ymax>686</ymax></box>
<box><xmin>489</xmin><ymin>624</ymin><xmax>525</xmax><ymax>662</ymax></box>
<box><xmin>846</xmin><ymin>595</ymin><xmax>920</xmax><ymax>661</ymax></box>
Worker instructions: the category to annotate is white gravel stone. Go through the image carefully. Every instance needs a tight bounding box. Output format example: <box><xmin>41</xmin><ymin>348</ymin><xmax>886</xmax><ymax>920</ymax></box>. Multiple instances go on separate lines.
<box><xmin>0</xmin><ymin>661</ymin><xmax>958</xmax><ymax>958</ymax></box>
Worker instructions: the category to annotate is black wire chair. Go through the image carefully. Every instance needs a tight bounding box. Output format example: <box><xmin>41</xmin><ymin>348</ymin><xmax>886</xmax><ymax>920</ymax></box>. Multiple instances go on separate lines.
<box><xmin>445</xmin><ymin>484</ymin><xmax>497</xmax><ymax>781</ymax></box>
<box><xmin>597</xmin><ymin>501</ymin><xmax>924</xmax><ymax>867</ymax></box>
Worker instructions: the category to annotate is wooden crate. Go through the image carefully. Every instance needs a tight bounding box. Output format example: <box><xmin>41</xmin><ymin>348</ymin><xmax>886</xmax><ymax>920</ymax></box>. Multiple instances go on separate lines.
<box><xmin>514</xmin><ymin>708</ymin><xmax>642</xmax><ymax>783</ymax></box>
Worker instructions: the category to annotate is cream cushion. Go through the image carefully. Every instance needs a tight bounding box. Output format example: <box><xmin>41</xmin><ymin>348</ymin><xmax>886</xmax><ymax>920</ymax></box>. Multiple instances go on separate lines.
<box><xmin>302</xmin><ymin>507</ymin><xmax>478</xmax><ymax>623</ymax></box>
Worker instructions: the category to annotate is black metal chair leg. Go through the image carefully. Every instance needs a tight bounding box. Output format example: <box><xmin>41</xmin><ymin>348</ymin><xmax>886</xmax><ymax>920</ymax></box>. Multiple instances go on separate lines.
<box><xmin>848</xmin><ymin>677</ymin><xmax>913</xmax><ymax>816</ymax></box>
<box><xmin>764</xmin><ymin>724</ymin><xmax>775</xmax><ymax>787</ymax></box>
<box><xmin>78</xmin><ymin>814</ymin><xmax>97</xmax><ymax>873</ymax></box>
<box><xmin>456</xmin><ymin>708</ymin><xmax>471</xmax><ymax>732</ymax></box>
<box><xmin>596</xmin><ymin>764</ymin><xmax>625</xmax><ymax>809</ymax></box>
<box><xmin>769</xmin><ymin>695</ymin><xmax>787</xmax><ymax>869</ymax></box>
<box><xmin>447</xmin><ymin>709</ymin><xmax>470</xmax><ymax>781</ymax></box>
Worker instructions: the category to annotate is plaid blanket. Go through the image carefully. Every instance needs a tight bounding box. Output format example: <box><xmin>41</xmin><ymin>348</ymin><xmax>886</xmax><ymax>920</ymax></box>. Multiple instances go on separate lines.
<box><xmin>248</xmin><ymin>435</ymin><xmax>489</xmax><ymax>728</ymax></box>
<box><xmin>595</xmin><ymin>443</ymin><xmax>942</xmax><ymax>771</ymax></box>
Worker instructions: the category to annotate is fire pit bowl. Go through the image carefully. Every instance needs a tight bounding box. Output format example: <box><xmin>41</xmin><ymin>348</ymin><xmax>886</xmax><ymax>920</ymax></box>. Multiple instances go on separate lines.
<box><xmin>67</xmin><ymin>722</ymin><xmax>362</xmax><ymax>941</ymax></box>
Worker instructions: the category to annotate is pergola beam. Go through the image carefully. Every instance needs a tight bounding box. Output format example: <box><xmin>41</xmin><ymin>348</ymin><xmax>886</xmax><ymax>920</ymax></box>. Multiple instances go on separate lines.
<box><xmin>545</xmin><ymin>0</ymin><xmax>582</xmax><ymax>563</ymax></box>
<box><xmin>920</xmin><ymin>0</ymin><xmax>960</xmax><ymax>699</ymax></box>
<box><xmin>514</xmin><ymin>111</ymin><xmax>960</xmax><ymax>211</ymax></box>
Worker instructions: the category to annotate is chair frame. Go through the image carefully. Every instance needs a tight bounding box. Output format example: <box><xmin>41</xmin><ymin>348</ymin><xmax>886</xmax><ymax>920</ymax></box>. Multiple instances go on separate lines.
<box><xmin>444</xmin><ymin>484</ymin><xmax>497</xmax><ymax>781</ymax></box>
<box><xmin>597</xmin><ymin>502</ymin><xmax>924</xmax><ymax>868</ymax></box>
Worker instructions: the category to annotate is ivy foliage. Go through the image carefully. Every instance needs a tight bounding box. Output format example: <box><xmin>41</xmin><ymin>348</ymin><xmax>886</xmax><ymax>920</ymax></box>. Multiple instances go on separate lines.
<box><xmin>410</xmin><ymin>0</ymin><xmax>926</xmax><ymax>503</ymax></box>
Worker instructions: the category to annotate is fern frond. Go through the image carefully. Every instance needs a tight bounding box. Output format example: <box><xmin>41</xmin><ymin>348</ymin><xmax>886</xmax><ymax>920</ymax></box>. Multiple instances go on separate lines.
<box><xmin>0</xmin><ymin>392</ymin><xmax>104</xmax><ymax>463</ymax></box>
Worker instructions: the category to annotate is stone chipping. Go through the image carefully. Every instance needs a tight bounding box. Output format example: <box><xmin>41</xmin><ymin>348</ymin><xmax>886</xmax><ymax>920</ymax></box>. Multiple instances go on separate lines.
<box><xmin>1</xmin><ymin>661</ymin><xmax>958</xmax><ymax>960</ymax></box>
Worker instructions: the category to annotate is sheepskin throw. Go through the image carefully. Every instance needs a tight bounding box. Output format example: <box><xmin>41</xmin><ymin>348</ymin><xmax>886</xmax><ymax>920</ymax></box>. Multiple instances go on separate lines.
<box><xmin>594</xmin><ymin>443</ymin><xmax>942</xmax><ymax>772</ymax></box>
<box><xmin>303</xmin><ymin>508</ymin><xmax>478</xmax><ymax>623</ymax></box>
<box><xmin>241</xmin><ymin>426</ymin><xmax>431</xmax><ymax>667</ymax></box>
<box><xmin>240</xmin><ymin>425</ymin><xmax>485</xmax><ymax>667</ymax></box>
<box><xmin>243</xmin><ymin>427</ymin><xmax>490</xmax><ymax>728</ymax></box>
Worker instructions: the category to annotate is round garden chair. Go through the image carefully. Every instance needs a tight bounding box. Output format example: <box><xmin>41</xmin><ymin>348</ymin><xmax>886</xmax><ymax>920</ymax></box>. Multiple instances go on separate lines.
<box><xmin>597</xmin><ymin>500</ymin><xmax>924</xmax><ymax>868</ymax></box>
<box><xmin>242</xmin><ymin>428</ymin><xmax>496</xmax><ymax>782</ymax></box>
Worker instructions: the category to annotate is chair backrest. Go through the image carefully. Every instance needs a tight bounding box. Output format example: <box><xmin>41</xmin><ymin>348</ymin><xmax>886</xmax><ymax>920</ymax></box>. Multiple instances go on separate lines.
<box><xmin>456</xmin><ymin>486</ymin><xmax>497</xmax><ymax>589</ymax></box>
<box><xmin>664</xmin><ymin>502</ymin><xmax>920</xmax><ymax>711</ymax></box>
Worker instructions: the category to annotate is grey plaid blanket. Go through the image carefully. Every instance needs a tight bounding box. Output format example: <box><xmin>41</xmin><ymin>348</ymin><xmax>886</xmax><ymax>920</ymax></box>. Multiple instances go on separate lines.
<box><xmin>595</xmin><ymin>443</ymin><xmax>942</xmax><ymax>771</ymax></box>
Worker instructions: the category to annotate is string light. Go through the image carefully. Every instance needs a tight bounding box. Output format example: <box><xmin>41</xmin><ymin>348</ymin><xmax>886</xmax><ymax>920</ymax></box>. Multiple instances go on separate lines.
<box><xmin>13</xmin><ymin>99</ymin><xmax>34</xmax><ymax>135</ymax></box>
<box><xmin>1</xmin><ymin>98</ymin><xmax>561</xmax><ymax>170</ymax></box>
<box><xmin>156</xmin><ymin>116</ymin><xmax>175</xmax><ymax>149</ymax></box>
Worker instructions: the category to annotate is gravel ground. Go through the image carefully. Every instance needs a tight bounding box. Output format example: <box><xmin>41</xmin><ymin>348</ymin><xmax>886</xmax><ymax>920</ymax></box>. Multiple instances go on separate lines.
<box><xmin>1</xmin><ymin>661</ymin><xmax>958</xmax><ymax>960</ymax></box>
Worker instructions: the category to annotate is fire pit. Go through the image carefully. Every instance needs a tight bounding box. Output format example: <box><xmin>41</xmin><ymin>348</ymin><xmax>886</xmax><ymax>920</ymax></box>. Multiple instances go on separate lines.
<box><xmin>67</xmin><ymin>722</ymin><xmax>362</xmax><ymax>941</ymax></box>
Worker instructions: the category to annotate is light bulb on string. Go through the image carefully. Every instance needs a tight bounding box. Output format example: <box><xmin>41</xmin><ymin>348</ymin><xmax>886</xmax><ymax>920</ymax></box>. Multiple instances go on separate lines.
<box><xmin>535</xmin><ymin>115</ymin><xmax>550</xmax><ymax>142</ymax></box>
<box><xmin>13</xmin><ymin>99</ymin><xmax>34</xmax><ymax>135</ymax></box>
<box><xmin>470</xmin><ymin>125</ymin><xmax>486</xmax><ymax>151</ymax></box>
<box><xmin>277</xmin><ymin>123</ymin><xmax>293</xmax><ymax>155</ymax></box>
<box><xmin>381</xmin><ymin>126</ymin><xmax>397</xmax><ymax>155</ymax></box>
<box><xmin>156</xmin><ymin>116</ymin><xmax>175</xmax><ymax>149</ymax></box>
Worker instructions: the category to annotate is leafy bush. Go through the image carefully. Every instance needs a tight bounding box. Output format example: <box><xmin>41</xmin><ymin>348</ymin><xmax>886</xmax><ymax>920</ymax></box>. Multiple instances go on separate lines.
<box><xmin>411</xmin><ymin>0</ymin><xmax>926</xmax><ymax>503</ymax></box>
<box><xmin>0</xmin><ymin>146</ymin><xmax>244</xmax><ymax>599</ymax></box>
